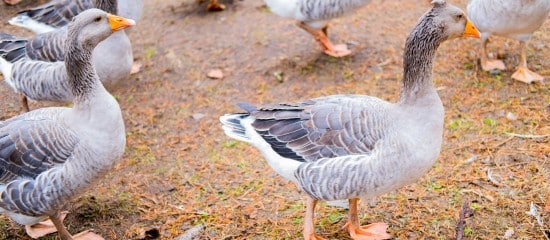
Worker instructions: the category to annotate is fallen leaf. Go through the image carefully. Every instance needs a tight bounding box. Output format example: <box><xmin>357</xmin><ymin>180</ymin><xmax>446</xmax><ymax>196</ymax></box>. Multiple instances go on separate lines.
<box><xmin>131</xmin><ymin>62</ymin><xmax>143</xmax><ymax>74</ymax></box>
<box><xmin>3</xmin><ymin>0</ymin><xmax>23</xmax><ymax>5</ymax></box>
<box><xmin>207</xmin><ymin>69</ymin><xmax>224</xmax><ymax>79</ymax></box>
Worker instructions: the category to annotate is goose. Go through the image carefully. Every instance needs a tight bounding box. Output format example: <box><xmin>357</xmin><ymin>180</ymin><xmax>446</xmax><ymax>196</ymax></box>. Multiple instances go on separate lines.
<box><xmin>0</xmin><ymin>8</ymin><xmax>133</xmax><ymax>240</ymax></box>
<box><xmin>263</xmin><ymin>0</ymin><xmax>375</xmax><ymax>57</ymax></box>
<box><xmin>220</xmin><ymin>1</ymin><xmax>480</xmax><ymax>239</ymax></box>
<box><xmin>8</xmin><ymin>0</ymin><xmax>143</xmax><ymax>34</ymax></box>
<box><xmin>0</xmin><ymin>0</ymin><xmax>143</xmax><ymax>111</ymax></box>
<box><xmin>467</xmin><ymin>0</ymin><xmax>550</xmax><ymax>83</ymax></box>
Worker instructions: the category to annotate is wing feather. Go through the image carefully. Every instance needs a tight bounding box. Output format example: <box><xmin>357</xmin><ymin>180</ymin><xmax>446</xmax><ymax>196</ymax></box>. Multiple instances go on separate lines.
<box><xmin>242</xmin><ymin>95</ymin><xmax>391</xmax><ymax>162</ymax></box>
<box><xmin>0</xmin><ymin>110</ymin><xmax>78</xmax><ymax>183</ymax></box>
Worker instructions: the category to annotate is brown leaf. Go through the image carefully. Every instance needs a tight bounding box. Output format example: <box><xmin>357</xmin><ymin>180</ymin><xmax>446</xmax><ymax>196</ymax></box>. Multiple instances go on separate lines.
<box><xmin>131</xmin><ymin>62</ymin><xmax>143</xmax><ymax>74</ymax></box>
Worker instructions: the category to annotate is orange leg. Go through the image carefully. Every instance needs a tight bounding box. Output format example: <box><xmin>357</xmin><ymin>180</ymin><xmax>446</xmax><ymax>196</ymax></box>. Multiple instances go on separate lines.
<box><xmin>26</xmin><ymin>211</ymin><xmax>104</xmax><ymax>240</ymax></box>
<box><xmin>207</xmin><ymin>0</ymin><xmax>225</xmax><ymax>11</ymax></box>
<box><xmin>480</xmin><ymin>38</ymin><xmax>505</xmax><ymax>71</ymax></box>
<box><xmin>511</xmin><ymin>41</ymin><xmax>544</xmax><ymax>83</ymax></box>
<box><xmin>342</xmin><ymin>198</ymin><xmax>391</xmax><ymax>240</ymax></box>
<box><xmin>296</xmin><ymin>22</ymin><xmax>351</xmax><ymax>58</ymax></box>
<box><xmin>304</xmin><ymin>197</ymin><xmax>326</xmax><ymax>240</ymax></box>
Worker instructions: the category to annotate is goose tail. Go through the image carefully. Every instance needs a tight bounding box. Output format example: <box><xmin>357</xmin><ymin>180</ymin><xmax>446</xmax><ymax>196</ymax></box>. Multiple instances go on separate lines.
<box><xmin>0</xmin><ymin>57</ymin><xmax>13</xmax><ymax>86</ymax></box>
<box><xmin>8</xmin><ymin>11</ymin><xmax>57</xmax><ymax>34</ymax></box>
<box><xmin>219</xmin><ymin>113</ymin><xmax>253</xmax><ymax>143</ymax></box>
<box><xmin>0</xmin><ymin>33</ymin><xmax>28</xmax><ymax>63</ymax></box>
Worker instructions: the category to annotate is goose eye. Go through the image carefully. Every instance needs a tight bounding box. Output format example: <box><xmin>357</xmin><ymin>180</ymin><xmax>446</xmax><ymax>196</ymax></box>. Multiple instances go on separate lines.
<box><xmin>456</xmin><ymin>14</ymin><xmax>464</xmax><ymax>20</ymax></box>
<box><xmin>94</xmin><ymin>16</ymin><xmax>102</xmax><ymax>22</ymax></box>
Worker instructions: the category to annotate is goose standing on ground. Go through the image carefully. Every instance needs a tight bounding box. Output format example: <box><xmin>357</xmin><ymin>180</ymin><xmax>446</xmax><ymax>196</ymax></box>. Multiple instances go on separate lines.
<box><xmin>220</xmin><ymin>1</ymin><xmax>480</xmax><ymax>239</ymax></box>
<box><xmin>263</xmin><ymin>0</ymin><xmax>373</xmax><ymax>57</ymax></box>
<box><xmin>0</xmin><ymin>9</ymin><xmax>134</xmax><ymax>240</ymax></box>
<box><xmin>467</xmin><ymin>0</ymin><xmax>550</xmax><ymax>83</ymax></box>
<box><xmin>8</xmin><ymin>0</ymin><xmax>143</xmax><ymax>34</ymax></box>
<box><xmin>0</xmin><ymin>0</ymin><xmax>143</xmax><ymax>111</ymax></box>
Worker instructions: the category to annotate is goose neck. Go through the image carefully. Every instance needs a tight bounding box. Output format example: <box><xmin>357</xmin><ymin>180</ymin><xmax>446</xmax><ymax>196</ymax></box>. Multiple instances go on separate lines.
<box><xmin>399</xmin><ymin>17</ymin><xmax>444</xmax><ymax>103</ymax></box>
<box><xmin>65</xmin><ymin>36</ymin><xmax>100</xmax><ymax>103</ymax></box>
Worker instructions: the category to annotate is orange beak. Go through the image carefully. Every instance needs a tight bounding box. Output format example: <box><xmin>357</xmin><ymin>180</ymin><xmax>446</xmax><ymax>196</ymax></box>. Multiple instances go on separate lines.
<box><xmin>107</xmin><ymin>14</ymin><xmax>136</xmax><ymax>32</ymax></box>
<box><xmin>463</xmin><ymin>19</ymin><xmax>481</xmax><ymax>38</ymax></box>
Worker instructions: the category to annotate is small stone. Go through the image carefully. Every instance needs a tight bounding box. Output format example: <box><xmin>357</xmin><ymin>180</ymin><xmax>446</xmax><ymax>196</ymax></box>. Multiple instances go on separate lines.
<box><xmin>207</xmin><ymin>69</ymin><xmax>224</xmax><ymax>79</ymax></box>
<box><xmin>489</xmin><ymin>69</ymin><xmax>501</xmax><ymax>75</ymax></box>
<box><xmin>192</xmin><ymin>113</ymin><xmax>205</xmax><ymax>120</ymax></box>
<box><xmin>370</xmin><ymin>65</ymin><xmax>383</xmax><ymax>73</ymax></box>
<box><xmin>506</xmin><ymin>112</ymin><xmax>517</xmax><ymax>121</ymax></box>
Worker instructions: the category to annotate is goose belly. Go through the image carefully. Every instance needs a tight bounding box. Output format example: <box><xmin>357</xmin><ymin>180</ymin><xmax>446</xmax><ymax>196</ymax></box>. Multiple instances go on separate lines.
<box><xmin>468</xmin><ymin>0</ymin><xmax>550</xmax><ymax>40</ymax></box>
<box><xmin>297</xmin><ymin>0</ymin><xmax>371</xmax><ymax>21</ymax></box>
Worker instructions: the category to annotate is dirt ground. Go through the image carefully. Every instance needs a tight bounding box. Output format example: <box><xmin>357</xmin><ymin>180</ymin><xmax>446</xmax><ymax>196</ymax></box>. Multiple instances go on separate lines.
<box><xmin>0</xmin><ymin>0</ymin><xmax>549</xmax><ymax>239</ymax></box>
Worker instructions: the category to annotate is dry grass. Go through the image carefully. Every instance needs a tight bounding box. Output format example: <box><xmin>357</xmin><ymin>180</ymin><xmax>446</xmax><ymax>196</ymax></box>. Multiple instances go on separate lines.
<box><xmin>0</xmin><ymin>0</ymin><xmax>548</xmax><ymax>239</ymax></box>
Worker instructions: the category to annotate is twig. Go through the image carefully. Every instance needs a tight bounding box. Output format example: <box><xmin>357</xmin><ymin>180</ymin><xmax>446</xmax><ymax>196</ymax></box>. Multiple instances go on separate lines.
<box><xmin>504</xmin><ymin>132</ymin><xmax>550</xmax><ymax>139</ymax></box>
<box><xmin>526</xmin><ymin>202</ymin><xmax>544</xmax><ymax>227</ymax></box>
<box><xmin>463</xmin><ymin>154</ymin><xmax>478</xmax><ymax>164</ymax></box>
<box><xmin>460</xmin><ymin>189</ymin><xmax>495</xmax><ymax>202</ymax></box>
<box><xmin>175</xmin><ymin>224</ymin><xmax>205</xmax><ymax>240</ymax></box>
<box><xmin>456</xmin><ymin>201</ymin><xmax>474</xmax><ymax>240</ymax></box>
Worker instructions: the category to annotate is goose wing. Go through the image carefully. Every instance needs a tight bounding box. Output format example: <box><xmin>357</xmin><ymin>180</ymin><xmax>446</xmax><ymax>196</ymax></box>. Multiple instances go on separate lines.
<box><xmin>0</xmin><ymin>108</ymin><xmax>79</xmax><ymax>216</ymax></box>
<box><xmin>7</xmin><ymin>60</ymin><xmax>72</xmax><ymax>102</ymax></box>
<box><xmin>13</xmin><ymin>0</ymin><xmax>94</xmax><ymax>29</ymax></box>
<box><xmin>243</xmin><ymin>95</ymin><xmax>390</xmax><ymax>162</ymax></box>
<box><xmin>0</xmin><ymin>30</ymin><xmax>66</xmax><ymax>63</ymax></box>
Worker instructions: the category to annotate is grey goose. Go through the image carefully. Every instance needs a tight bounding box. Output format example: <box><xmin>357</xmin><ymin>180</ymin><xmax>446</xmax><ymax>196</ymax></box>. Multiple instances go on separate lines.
<box><xmin>0</xmin><ymin>0</ymin><xmax>144</xmax><ymax>111</ymax></box>
<box><xmin>263</xmin><ymin>0</ymin><xmax>373</xmax><ymax>57</ymax></box>
<box><xmin>467</xmin><ymin>0</ymin><xmax>550</xmax><ymax>83</ymax></box>
<box><xmin>220</xmin><ymin>1</ymin><xmax>481</xmax><ymax>239</ymax></box>
<box><xmin>0</xmin><ymin>9</ymin><xmax>134</xmax><ymax>240</ymax></box>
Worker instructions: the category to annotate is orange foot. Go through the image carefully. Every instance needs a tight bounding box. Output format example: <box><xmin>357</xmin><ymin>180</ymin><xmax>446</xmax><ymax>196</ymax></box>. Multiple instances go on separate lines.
<box><xmin>324</xmin><ymin>44</ymin><xmax>352</xmax><ymax>58</ymax></box>
<box><xmin>207</xmin><ymin>1</ymin><xmax>225</xmax><ymax>11</ymax></box>
<box><xmin>511</xmin><ymin>66</ymin><xmax>544</xmax><ymax>84</ymax></box>
<box><xmin>481</xmin><ymin>59</ymin><xmax>506</xmax><ymax>72</ymax></box>
<box><xmin>344</xmin><ymin>222</ymin><xmax>392</xmax><ymax>240</ymax></box>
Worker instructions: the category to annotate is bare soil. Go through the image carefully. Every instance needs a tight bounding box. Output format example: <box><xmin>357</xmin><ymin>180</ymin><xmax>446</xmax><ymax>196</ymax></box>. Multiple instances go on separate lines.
<box><xmin>0</xmin><ymin>0</ymin><xmax>549</xmax><ymax>239</ymax></box>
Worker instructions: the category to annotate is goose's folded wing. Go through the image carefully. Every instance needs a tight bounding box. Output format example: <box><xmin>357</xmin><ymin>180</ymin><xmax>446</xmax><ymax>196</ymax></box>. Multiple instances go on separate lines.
<box><xmin>0</xmin><ymin>33</ymin><xmax>27</xmax><ymax>63</ymax></box>
<box><xmin>0</xmin><ymin>109</ymin><xmax>79</xmax><ymax>183</ymax></box>
<box><xmin>244</xmin><ymin>95</ymin><xmax>390</xmax><ymax>162</ymax></box>
<box><xmin>25</xmin><ymin>30</ymin><xmax>67</xmax><ymax>62</ymax></box>
<box><xmin>0</xmin><ymin>30</ymin><xmax>65</xmax><ymax>63</ymax></box>
<box><xmin>9</xmin><ymin>60</ymin><xmax>72</xmax><ymax>102</ymax></box>
<box><xmin>0</xmin><ymin>109</ymin><xmax>79</xmax><ymax>215</ymax></box>
<box><xmin>14</xmin><ymin>0</ymin><xmax>94</xmax><ymax>28</ymax></box>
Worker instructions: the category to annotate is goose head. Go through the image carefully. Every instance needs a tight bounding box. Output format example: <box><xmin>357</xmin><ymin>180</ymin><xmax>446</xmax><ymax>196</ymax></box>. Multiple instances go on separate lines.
<box><xmin>420</xmin><ymin>0</ymin><xmax>481</xmax><ymax>43</ymax></box>
<box><xmin>67</xmin><ymin>8</ymin><xmax>135</xmax><ymax>51</ymax></box>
